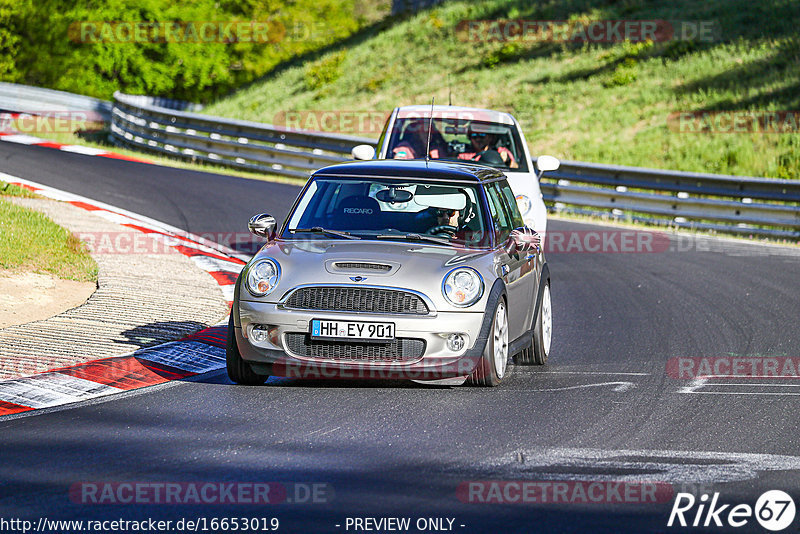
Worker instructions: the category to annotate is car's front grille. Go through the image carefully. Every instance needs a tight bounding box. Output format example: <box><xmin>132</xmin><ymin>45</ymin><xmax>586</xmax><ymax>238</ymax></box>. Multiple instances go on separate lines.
<box><xmin>285</xmin><ymin>333</ymin><xmax>425</xmax><ymax>363</ymax></box>
<box><xmin>283</xmin><ymin>287</ymin><xmax>429</xmax><ymax>315</ymax></box>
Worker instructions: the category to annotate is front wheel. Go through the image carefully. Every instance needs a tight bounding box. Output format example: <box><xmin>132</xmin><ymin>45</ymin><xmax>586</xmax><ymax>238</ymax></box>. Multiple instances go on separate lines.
<box><xmin>467</xmin><ymin>298</ymin><xmax>509</xmax><ymax>386</ymax></box>
<box><xmin>226</xmin><ymin>314</ymin><xmax>268</xmax><ymax>385</ymax></box>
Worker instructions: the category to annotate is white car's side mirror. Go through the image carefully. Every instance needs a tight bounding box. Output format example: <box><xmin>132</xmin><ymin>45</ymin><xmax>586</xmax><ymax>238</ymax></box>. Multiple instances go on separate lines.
<box><xmin>536</xmin><ymin>155</ymin><xmax>560</xmax><ymax>173</ymax></box>
<box><xmin>351</xmin><ymin>144</ymin><xmax>376</xmax><ymax>160</ymax></box>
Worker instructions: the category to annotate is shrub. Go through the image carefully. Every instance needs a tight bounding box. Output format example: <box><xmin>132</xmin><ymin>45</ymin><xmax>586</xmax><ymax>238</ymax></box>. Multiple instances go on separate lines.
<box><xmin>1</xmin><ymin>0</ymin><xmax>372</xmax><ymax>103</ymax></box>
<box><xmin>303</xmin><ymin>51</ymin><xmax>347</xmax><ymax>91</ymax></box>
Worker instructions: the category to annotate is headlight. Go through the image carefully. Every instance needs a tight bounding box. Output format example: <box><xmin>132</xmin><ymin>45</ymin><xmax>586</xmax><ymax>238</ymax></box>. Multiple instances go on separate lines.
<box><xmin>442</xmin><ymin>267</ymin><xmax>483</xmax><ymax>307</ymax></box>
<box><xmin>245</xmin><ymin>259</ymin><xmax>280</xmax><ymax>297</ymax></box>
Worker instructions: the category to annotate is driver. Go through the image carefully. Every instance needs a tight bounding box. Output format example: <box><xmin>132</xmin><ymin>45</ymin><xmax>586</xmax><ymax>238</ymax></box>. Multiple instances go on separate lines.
<box><xmin>437</xmin><ymin>208</ymin><xmax>459</xmax><ymax>228</ymax></box>
<box><xmin>458</xmin><ymin>123</ymin><xmax>518</xmax><ymax>169</ymax></box>
<box><xmin>430</xmin><ymin>208</ymin><xmax>460</xmax><ymax>238</ymax></box>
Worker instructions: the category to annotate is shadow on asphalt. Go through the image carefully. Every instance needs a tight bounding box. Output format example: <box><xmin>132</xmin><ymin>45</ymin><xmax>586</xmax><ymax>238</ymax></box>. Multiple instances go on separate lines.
<box><xmin>116</xmin><ymin>321</ymin><xmax>211</xmax><ymax>349</ymax></box>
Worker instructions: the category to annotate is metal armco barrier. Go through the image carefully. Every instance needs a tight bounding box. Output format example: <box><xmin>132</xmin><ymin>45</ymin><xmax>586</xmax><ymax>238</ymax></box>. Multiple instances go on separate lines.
<box><xmin>111</xmin><ymin>92</ymin><xmax>374</xmax><ymax>179</ymax></box>
<box><xmin>107</xmin><ymin>92</ymin><xmax>800</xmax><ymax>239</ymax></box>
<box><xmin>0</xmin><ymin>82</ymin><xmax>113</xmax><ymax>120</ymax></box>
<box><xmin>540</xmin><ymin>161</ymin><xmax>800</xmax><ymax>237</ymax></box>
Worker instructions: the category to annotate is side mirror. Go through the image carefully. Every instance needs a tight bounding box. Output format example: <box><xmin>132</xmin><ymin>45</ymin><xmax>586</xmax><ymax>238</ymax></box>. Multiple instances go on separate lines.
<box><xmin>248</xmin><ymin>213</ymin><xmax>277</xmax><ymax>240</ymax></box>
<box><xmin>535</xmin><ymin>155</ymin><xmax>560</xmax><ymax>177</ymax></box>
<box><xmin>351</xmin><ymin>144</ymin><xmax>376</xmax><ymax>160</ymax></box>
<box><xmin>506</xmin><ymin>227</ymin><xmax>540</xmax><ymax>254</ymax></box>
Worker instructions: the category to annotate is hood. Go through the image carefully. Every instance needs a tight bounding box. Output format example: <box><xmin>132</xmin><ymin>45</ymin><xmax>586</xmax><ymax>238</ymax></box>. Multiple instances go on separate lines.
<box><xmin>247</xmin><ymin>238</ymin><xmax>497</xmax><ymax>305</ymax></box>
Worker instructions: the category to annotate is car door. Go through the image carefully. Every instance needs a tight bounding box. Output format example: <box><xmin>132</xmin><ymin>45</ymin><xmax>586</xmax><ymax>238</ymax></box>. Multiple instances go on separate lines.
<box><xmin>498</xmin><ymin>180</ymin><xmax>539</xmax><ymax>327</ymax></box>
<box><xmin>485</xmin><ymin>181</ymin><xmax>535</xmax><ymax>339</ymax></box>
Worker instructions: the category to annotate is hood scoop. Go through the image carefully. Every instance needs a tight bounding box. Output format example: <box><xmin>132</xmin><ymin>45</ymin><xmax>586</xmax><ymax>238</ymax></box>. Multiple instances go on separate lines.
<box><xmin>325</xmin><ymin>260</ymin><xmax>399</xmax><ymax>276</ymax></box>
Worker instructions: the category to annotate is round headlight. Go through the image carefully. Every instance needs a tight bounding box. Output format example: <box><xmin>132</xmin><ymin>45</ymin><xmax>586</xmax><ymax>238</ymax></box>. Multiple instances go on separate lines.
<box><xmin>442</xmin><ymin>267</ymin><xmax>484</xmax><ymax>307</ymax></box>
<box><xmin>245</xmin><ymin>259</ymin><xmax>280</xmax><ymax>297</ymax></box>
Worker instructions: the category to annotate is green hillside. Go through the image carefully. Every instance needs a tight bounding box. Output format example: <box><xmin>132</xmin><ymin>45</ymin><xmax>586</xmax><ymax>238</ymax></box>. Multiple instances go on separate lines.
<box><xmin>205</xmin><ymin>0</ymin><xmax>800</xmax><ymax>179</ymax></box>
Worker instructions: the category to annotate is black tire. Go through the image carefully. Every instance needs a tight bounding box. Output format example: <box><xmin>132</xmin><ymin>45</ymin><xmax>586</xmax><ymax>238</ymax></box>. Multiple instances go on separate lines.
<box><xmin>467</xmin><ymin>298</ymin><xmax>509</xmax><ymax>387</ymax></box>
<box><xmin>226</xmin><ymin>314</ymin><xmax>267</xmax><ymax>385</ymax></box>
<box><xmin>515</xmin><ymin>279</ymin><xmax>552</xmax><ymax>365</ymax></box>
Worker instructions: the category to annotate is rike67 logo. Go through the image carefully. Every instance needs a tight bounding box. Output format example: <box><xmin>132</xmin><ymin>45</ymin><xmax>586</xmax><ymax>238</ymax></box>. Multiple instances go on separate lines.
<box><xmin>668</xmin><ymin>490</ymin><xmax>796</xmax><ymax>531</ymax></box>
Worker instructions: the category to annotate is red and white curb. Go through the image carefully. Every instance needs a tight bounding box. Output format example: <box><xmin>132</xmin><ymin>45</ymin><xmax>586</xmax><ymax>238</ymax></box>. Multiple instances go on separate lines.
<box><xmin>0</xmin><ymin>327</ymin><xmax>228</xmax><ymax>417</ymax></box>
<box><xmin>0</xmin><ymin>120</ymin><xmax>151</xmax><ymax>164</ymax></box>
<box><xmin>0</xmin><ymin>174</ymin><xmax>252</xmax><ymax>417</ymax></box>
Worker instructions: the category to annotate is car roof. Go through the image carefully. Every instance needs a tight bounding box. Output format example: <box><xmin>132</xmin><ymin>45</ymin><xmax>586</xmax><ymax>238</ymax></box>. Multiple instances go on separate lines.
<box><xmin>312</xmin><ymin>159</ymin><xmax>506</xmax><ymax>184</ymax></box>
<box><xmin>395</xmin><ymin>105</ymin><xmax>516</xmax><ymax>126</ymax></box>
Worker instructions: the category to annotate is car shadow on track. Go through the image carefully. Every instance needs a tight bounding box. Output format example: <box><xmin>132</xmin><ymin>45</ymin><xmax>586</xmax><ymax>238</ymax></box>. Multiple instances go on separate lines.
<box><xmin>116</xmin><ymin>321</ymin><xmax>212</xmax><ymax>349</ymax></box>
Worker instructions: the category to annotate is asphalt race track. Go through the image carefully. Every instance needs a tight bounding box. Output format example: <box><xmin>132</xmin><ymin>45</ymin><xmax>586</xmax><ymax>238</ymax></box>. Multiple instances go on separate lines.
<box><xmin>2</xmin><ymin>142</ymin><xmax>800</xmax><ymax>533</ymax></box>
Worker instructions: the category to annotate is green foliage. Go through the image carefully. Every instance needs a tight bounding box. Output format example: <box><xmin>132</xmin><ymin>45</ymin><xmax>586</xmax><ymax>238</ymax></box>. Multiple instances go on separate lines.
<box><xmin>663</xmin><ymin>39</ymin><xmax>697</xmax><ymax>60</ymax></box>
<box><xmin>0</xmin><ymin>0</ymin><xmax>21</xmax><ymax>81</ymax></box>
<box><xmin>604</xmin><ymin>57</ymin><xmax>638</xmax><ymax>87</ymax></box>
<box><xmin>304</xmin><ymin>51</ymin><xmax>347</xmax><ymax>91</ymax></box>
<box><xmin>482</xmin><ymin>42</ymin><xmax>524</xmax><ymax>68</ymax></box>
<box><xmin>2</xmin><ymin>0</ymin><xmax>374</xmax><ymax>102</ymax></box>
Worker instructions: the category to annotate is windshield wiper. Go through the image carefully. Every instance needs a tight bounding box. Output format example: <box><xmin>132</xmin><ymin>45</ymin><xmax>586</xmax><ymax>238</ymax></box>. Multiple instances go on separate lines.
<box><xmin>288</xmin><ymin>227</ymin><xmax>360</xmax><ymax>240</ymax></box>
<box><xmin>376</xmin><ymin>232</ymin><xmax>450</xmax><ymax>245</ymax></box>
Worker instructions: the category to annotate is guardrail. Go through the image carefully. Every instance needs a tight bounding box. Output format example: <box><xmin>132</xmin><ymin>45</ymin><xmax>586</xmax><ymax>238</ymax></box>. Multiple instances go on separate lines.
<box><xmin>111</xmin><ymin>91</ymin><xmax>374</xmax><ymax>179</ymax></box>
<box><xmin>108</xmin><ymin>92</ymin><xmax>793</xmax><ymax>238</ymax></box>
<box><xmin>0</xmin><ymin>82</ymin><xmax>113</xmax><ymax>120</ymax></box>
<box><xmin>541</xmin><ymin>161</ymin><xmax>800</xmax><ymax>238</ymax></box>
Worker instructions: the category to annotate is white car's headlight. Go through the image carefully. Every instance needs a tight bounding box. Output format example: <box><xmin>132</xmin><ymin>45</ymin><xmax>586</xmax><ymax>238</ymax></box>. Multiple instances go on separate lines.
<box><xmin>245</xmin><ymin>259</ymin><xmax>281</xmax><ymax>297</ymax></box>
<box><xmin>442</xmin><ymin>267</ymin><xmax>484</xmax><ymax>307</ymax></box>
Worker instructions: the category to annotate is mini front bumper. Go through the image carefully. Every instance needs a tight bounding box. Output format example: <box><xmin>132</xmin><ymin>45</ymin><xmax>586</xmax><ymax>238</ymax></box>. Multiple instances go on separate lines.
<box><xmin>235</xmin><ymin>300</ymin><xmax>490</xmax><ymax>380</ymax></box>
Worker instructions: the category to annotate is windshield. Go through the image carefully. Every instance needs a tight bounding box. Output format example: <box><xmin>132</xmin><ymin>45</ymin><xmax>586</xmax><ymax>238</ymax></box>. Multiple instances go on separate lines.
<box><xmin>385</xmin><ymin>118</ymin><xmax>528</xmax><ymax>172</ymax></box>
<box><xmin>283</xmin><ymin>178</ymin><xmax>489</xmax><ymax>248</ymax></box>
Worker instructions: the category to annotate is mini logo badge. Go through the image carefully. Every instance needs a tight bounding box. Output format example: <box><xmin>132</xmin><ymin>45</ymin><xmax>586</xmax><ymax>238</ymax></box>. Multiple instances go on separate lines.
<box><xmin>350</xmin><ymin>276</ymin><xmax>367</xmax><ymax>282</ymax></box>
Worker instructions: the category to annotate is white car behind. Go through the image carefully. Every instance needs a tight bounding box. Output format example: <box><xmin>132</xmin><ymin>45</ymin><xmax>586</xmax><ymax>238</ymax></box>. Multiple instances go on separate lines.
<box><xmin>351</xmin><ymin>105</ymin><xmax>559</xmax><ymax>243</ymax></box>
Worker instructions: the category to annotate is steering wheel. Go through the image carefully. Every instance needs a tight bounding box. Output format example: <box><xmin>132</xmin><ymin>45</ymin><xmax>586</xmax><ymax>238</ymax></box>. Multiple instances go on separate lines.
<box><xmin>428</xmin><ymin>225</ymin><xmax>458</xmax><ymax>236</ymax></box>
<box><xmin>476</xmin><ymin>149</ymin><xmax>505</xmax><ymax>166</ymax></box>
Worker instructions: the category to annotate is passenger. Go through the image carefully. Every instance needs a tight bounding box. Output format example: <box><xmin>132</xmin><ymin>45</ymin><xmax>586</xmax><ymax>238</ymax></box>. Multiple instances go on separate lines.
<box><xmin>392</xmin><ymin>119</ymin><xmax>447</xmax><ymax>160</ymax></box>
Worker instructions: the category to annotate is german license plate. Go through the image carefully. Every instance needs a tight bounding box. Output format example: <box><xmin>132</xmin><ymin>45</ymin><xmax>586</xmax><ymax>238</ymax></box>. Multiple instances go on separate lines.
<box><xmin>310</xmin><ymin>319</ymin><xmax>395</xmax><ymax>341</ymax></box>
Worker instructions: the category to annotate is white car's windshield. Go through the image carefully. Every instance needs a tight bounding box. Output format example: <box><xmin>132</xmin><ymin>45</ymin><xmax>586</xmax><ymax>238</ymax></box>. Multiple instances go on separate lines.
<box><xmin>284</xmin><ymin>178</ymin><xmax>490</xmax><ymax>247</ymax></box>
<box><xmin>385</xmin><ymin>118</ymin><xmax>529</xmax><ymax>172</ymax></box>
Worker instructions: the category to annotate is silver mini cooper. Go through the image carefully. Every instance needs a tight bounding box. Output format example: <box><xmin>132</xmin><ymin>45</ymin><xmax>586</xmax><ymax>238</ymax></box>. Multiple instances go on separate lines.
<box><xmin>227</xmin><ymin>159</ymin><xmax>552</xmax><ymax>386</ymax></box>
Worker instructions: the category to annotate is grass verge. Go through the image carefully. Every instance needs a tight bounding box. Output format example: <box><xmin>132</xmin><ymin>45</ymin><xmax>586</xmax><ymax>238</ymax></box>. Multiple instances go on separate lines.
<box><xmin>0</xmin><ymin>182</ymin><xmax>98</xmax><ymax>282</ymax></box>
